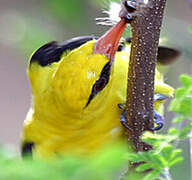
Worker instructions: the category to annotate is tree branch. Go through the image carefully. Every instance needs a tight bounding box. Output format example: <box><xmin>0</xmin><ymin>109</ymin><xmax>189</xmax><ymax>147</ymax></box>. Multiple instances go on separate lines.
<box><xmin>125</xmin><ymin>0</ymin><xmax>167</xmax><ymax>152</ymax></box>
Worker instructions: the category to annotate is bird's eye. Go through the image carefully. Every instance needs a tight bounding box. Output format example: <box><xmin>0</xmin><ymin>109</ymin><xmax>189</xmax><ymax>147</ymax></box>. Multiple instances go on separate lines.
<box><xmin>94</xmin><ymin>77</ymin><xmax>107</xmax><ymax>92</ymax></box>
<box><xmin>85</xmin><ymin>62</ymin><xmax>110</xmax><ymax>108</ymax></box>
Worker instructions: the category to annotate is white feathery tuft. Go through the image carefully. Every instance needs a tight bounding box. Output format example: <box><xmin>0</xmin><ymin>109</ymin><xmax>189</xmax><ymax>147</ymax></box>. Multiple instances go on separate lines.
<box><xmin>108</xmin><ymin>2</ymin><xmax>121</xmax><ymax>23</ymax></box>
<box><xmin>96</xmin><ymin>1</ymin><xmax>121</xmax><ymax>26</ymax></box>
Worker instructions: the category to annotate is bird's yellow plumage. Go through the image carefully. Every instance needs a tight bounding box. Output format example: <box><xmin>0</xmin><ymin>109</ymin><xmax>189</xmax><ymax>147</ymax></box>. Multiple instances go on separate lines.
<box><xmin>22</xmin><ymin>19</ymin><xmax>175</xmax><ymax>158</ymax></box>
<box><xmin>22</xmin><ymin>39</ymin><xmax>174</xmax><ymax>158</ymax></box>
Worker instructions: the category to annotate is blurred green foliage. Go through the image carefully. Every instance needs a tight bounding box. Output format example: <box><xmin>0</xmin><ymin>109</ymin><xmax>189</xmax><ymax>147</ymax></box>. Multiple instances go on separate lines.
<box><xmin>189</xmin><ymin>25</ymin><xmax>192</xmax><ymax>33</ymax></box>
<box><xmin>0</xmin><ymin>145</ymin><xmax>127</xmax><ymax>180</ymax></box>
<box><xmin>1</xmin><ymin>0</ymin><xmax>132</xmax><ymax>58</ymax></box>
<box><xmin>124</xmin><ymin>74</ymin><xmax>192</xmax><ymax>180</ymax></box>
<box><xmin>45</xmin><ymin>0</ymin><xmax>86</xmax><ymax>22</ymax></box>
<box><xmin>1</xmin><ymin>73</ymin><xmax>192</xmax><ymax>180</ymax></box>
<box><xmin>0</xmin><ymin>0</ymin><xmax>111</xmax><ymax>58</ymax></box>
<box><xmin>19</xmin><ymin>22</ymin><xmax>55</xmax><ymax>57</ymax></box>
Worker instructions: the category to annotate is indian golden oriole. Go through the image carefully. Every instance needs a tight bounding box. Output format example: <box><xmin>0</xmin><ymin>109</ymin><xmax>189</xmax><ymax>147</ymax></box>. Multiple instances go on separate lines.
<box><xmin>22</xmin><ymin>17</ymin><xmax>179</xmax><ymax>158</ymax></box>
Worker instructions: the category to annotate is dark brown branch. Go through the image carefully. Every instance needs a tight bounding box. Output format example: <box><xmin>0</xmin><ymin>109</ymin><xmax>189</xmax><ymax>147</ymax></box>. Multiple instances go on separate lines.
<box><xmin>125</xmin><ymin>0</ymin><xmax>167</xmax><ymax>151</ymax></box>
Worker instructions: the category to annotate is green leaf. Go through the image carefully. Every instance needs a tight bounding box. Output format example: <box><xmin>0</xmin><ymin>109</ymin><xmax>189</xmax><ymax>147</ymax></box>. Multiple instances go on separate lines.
<box><xmin>169</xmin><ymin>99</ymin><xmax>180</xmax><ymax>113</ymax></box>
<box><xmin>125</xmin><ymin>153</ymin><xmax>141</xmax><ymax>162</ymax></box>
<box><xmin>170</xmin><ymin>149</ymin><xmax>182</xmax><ymax>160</ymax></box>
<box><xmin>92</xmin><ymin>145</ymin><xmax>127</xmax><ymax>171</ymax></box>
<box><xmin>165</xmin><ymin>149</ymin><xmax>183</xmax><ymax>167</ymax></box>
<box><xmin>180</xmin><ymin>74</ymin><xmax>192</xmax><ymax>88</ymax></box>
<box><xmin>142</xmin><ymin>132</ymin><xmax>165</xmax><ymax>144</ymax></box>
<box><xmin>171</xmin><ymin>98</ymin><xmax>192</xmax><ymax>115</ymax></box>
<box><xmin>152</xmin><ymin>154</ymin><xmax>167</xmax><ymax>168</ymax></box>
<box><xmin>143</xmin><ymin>170</ymin><xmax>161</xmax><ymax>180</ymax></box>
<box><xmin>168</xmin><ymin>128</ymin><xmax>180</xmax><ymax>136</ymax></box>
<box><xmin>136</xmin><ymin>163</ymin><xmax>154</xmax><ymax>172</ymax></box>
<box><xmin>137</xmin><ymin>152</ymin><xmax>154</xmax><ymax>163</ymax></box>
<box><xmin>169</xmin><ymin>157</ymin><xmax>183</xmax><ymax>167</ymax></box>
<box><xmin>175</xmin><ymin>88</ymin><xmax>187</xmax><ymax>98</ymax></box>
<box><xmin>160</xmin><ymin>145</ymin><xmax>175</xmax><ymax>164</ymax></box>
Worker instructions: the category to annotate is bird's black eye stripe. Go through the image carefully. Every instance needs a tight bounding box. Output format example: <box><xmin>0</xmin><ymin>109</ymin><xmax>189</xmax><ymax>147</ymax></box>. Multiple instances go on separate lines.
<box><xmin>30</xmin><ymin>36</ymin><xmax>98</xmax><ymax>66</ymax></box>
<box><xmin>85</xmin><ymin>62</ymin><xmax>111</xmax><ymax>107</ymax></box>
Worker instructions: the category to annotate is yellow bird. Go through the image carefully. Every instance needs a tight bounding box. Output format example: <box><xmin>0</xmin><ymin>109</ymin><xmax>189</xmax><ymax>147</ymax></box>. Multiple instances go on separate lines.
<box><xmin>22</xmin><ymin>18</ymin><xmax>177</xmax><ymax>158</ymax></box>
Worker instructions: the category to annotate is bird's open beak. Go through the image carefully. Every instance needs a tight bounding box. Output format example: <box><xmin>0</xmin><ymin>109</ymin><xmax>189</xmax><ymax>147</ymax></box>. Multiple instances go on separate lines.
<box><xmin>94</xmin><ymin>18</ymin><xmax>127</xmax><ymax>64</ymax></box>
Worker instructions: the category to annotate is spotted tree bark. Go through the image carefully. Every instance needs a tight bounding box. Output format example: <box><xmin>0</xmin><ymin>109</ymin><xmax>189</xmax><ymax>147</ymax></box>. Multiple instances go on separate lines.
<box><xmin>124</xmin><ymin>0</ymin><xmax>167</xmax><ymax>161</ymax></box>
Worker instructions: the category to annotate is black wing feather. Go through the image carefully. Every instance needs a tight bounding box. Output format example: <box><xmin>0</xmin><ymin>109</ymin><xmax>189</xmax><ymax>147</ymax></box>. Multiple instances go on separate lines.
<box><xmin>30</xmin><ymin>36</ymin><xmax>98</xmax><ymax>66</ymax></box>
<box><xmin>157</xmin><ymin>46</ymin><xmax>180</xmax><ymax>65</ymax></box>
<box><xmin>21</xmin><ymin>142</ymin><xmax>34</xmax><ymax>157</ymax></box>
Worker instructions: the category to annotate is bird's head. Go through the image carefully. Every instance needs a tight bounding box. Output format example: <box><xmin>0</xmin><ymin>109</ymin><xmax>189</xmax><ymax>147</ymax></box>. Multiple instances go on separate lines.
<box><xmin>51</xmin><ymin>19</ymin><xmax>127</xmax><ymax>112</ymax></box>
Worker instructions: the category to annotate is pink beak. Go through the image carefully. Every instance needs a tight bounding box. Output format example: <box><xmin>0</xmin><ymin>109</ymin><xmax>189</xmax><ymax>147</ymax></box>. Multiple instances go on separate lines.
<box><xmin>94</xmin><ymin>18</ymin><xmax>127</xmax><ymax>64</ymax></box>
